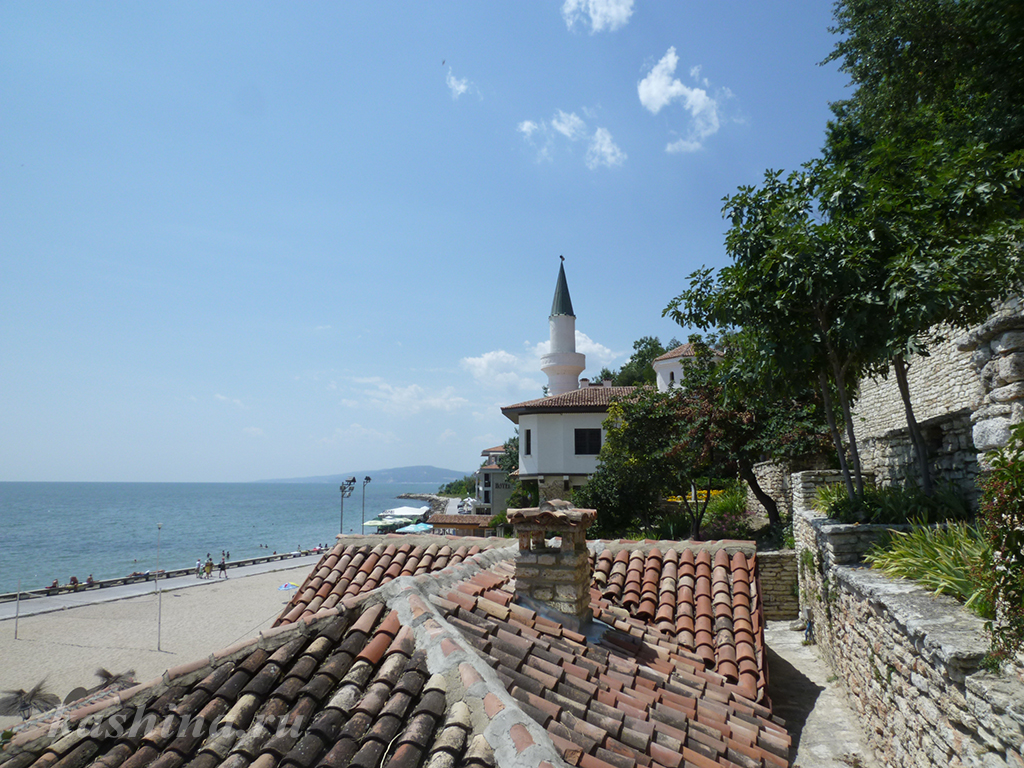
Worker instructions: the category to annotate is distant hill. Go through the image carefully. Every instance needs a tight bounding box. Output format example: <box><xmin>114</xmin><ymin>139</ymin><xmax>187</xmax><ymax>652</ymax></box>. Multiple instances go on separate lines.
<box><xmin>260</xmin><ymin>465</ymin><xmax>469</xmax><ymax>485</ymax></box>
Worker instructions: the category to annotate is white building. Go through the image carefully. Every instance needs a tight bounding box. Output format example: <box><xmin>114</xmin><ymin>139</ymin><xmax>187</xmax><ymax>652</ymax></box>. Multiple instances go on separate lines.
<box><xmin>474</xmin><ymin>444</ymin><xmax>512</xmax><ymax>517</ymax></box>
<box><xmin>502</xmin><ymin>260</ymin><xmax>633</xmax><ymax>501</ymax></box>
<box><xmin>652</xmin><ymin>342</ymin><xmax>699</xmax><ymax>392</ymax></box>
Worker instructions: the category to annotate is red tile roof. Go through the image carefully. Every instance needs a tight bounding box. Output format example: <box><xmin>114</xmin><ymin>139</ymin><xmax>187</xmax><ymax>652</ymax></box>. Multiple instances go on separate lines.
<box><xmin>274</xmin><ymin>538</ymin><xmax>512</xmax><ymax>626</ymax></box>
<box><xmin>501</xmin><ymin>386</ymin><xmax>635</xmax><ymax>420</ymax></box>
<box><xmin>4</xmin><ymin>539</ymin><xmax>790</xmax><ymax>768</ymax></box>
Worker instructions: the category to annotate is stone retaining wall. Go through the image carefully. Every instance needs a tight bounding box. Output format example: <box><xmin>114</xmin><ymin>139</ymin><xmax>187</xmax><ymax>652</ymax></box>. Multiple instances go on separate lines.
<box><xmin>793</xmin><ymin>470</ymin><xmax>1024</xmax><ymax>767</ymax></box>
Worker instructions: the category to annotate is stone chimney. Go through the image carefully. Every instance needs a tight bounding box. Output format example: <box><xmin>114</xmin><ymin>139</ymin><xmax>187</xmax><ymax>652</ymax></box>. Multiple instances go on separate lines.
<box><xmin>507</xmin><ymin>499</ymin><xmax>596</xmax><ymax>629</ymax></box>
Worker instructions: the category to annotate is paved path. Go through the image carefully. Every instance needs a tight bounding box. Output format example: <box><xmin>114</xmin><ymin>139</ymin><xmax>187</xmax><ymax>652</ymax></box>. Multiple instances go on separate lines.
<box><xmin>765</xmin><ymin>620</ymin><xmax>881</xmax><ymax>768</ymax></box>
<box><xmin>0</xmin><ymin>555</ymin><xmax>323</xmax><ymax>622</ymax></box>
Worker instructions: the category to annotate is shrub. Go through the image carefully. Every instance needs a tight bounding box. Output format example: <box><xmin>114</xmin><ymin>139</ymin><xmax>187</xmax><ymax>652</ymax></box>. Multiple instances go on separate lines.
<box><xmin>978</xmin><ymin>422</ymin><xmax>1024</xmax><ymax>661</ymax></box>
<box><xmin>864</xmin><ymin>522</ymin><xmax>994</xmax><ymax>619</ymax></box>
<box><xmin>654</xmin><ymin>483</ymin><xmax>752</xmax><ymax>541</ymax></box>
<box><xmin>813</xmin><ymin>482</ymin><xmax>972</xmax><ymax>525</ymax></box>
<box><xmin>701</xmin><ymin>484</ymin><xmax>752</xmax><ymax>540</ymax></box>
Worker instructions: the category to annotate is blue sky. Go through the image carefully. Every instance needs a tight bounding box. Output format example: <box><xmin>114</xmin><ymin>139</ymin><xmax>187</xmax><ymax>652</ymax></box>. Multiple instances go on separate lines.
<box><xmin>2</xmin><ymin>2</ymin><xmax>849</xmax><ymax>482</ymax></box>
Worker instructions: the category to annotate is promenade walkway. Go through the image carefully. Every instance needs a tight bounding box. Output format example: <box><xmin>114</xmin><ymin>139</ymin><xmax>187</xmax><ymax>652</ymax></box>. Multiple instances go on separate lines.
<box><xmin>0</xmin><ymin>554</ymin><xmax>323</xmax><ymax>622</ymax></box>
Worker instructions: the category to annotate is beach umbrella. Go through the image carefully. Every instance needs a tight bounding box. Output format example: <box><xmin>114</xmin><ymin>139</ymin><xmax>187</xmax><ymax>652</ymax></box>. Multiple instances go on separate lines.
<box><xmin>396</xmin><ymin>522</ymin><xmax>433</xmax><ymax>534</ymax></box>
<box><xmin>362</xmin><ymin>519</ymin><xmax>386</xmax><ymax>527</ymax></box>
<box><xmin>277</xmin><ymin>582</ymin><xmax>298</xmax><ymax>591</ymax></box>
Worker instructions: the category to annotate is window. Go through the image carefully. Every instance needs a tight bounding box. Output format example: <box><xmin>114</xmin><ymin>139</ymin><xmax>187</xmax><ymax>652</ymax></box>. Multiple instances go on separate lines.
<box><xmin>524</xmin><ymin>429</ymin><xmax>532</xmax><ymax>455</ymax></box>
<box><xmin>484</xmin><ymin>490</ymin><xmax>491</xmax><ymax>504</ymax></box>
<box><xmin>574</xmin><ymin>428</ymin><xmax>601</xmax><ymax>455</ymax></box>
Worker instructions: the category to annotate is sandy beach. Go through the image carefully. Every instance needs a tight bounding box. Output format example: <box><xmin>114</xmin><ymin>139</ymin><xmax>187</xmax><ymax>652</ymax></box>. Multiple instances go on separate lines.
<box><xmin>0</xmin><ymin>564</ymin><xmax>312</xmax><ymax>730</ymax></box>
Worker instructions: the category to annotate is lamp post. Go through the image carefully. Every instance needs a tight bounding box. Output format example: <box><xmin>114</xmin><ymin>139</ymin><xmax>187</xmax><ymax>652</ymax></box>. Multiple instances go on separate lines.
<box><xmin>156</xmin><ymin>522</ymin><xmax>163</xmax><ymax>651</ymax></box>
<box><xmin>340</xmin><ymin>477</ymin><xmax>356</xmax><ymax>534</ymax></box>
<box><xmin>361</xmin><ymin>476</ymin><xmax>372</xmax><ymax>531</ymax></box>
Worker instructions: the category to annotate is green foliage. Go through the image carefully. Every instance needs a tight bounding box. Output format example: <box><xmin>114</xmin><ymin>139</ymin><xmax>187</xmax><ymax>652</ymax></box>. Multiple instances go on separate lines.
<box><xmin>599</xmin><ymin>336</ymin><xmax>682</xmax><ymax>387</ymax></box>
<box><xmin>864</xmin><ymin>522</ymin><xmax>994</xmax><ymax>619</ymax></box>
<box><xmin>978</xmin><ymin>422</ymin><xmax>1024</xmax><ymax>661</ymax></box>
<box><xmin>437</xmin><ymin>476</ymin><xmax>474</xmax><ymax>497</ymax></box>
<box><xmin>496</xmin><ymin>434</ymin><xmax>518</xmax><ymax>476</ymax></box>
<box><xmin>697</xmin><ymin>484</ymin><xmax>752</xmax><ymax>540</ymax></box>
<box><xmin>813</xmin><ymin>482</ymin><xmax>972</xmax><ymax>525</ymax></box>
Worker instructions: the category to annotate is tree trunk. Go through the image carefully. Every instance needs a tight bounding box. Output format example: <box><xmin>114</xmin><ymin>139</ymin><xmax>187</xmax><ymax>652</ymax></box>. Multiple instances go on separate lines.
<box><xmin>690</xmin><ymin>474</ymin><xmax>714</xmax><ymax>540</ymax></box>
<box><xmin>825</xmin><ymin>344</ymin><xmax>864</xmax><ymax>497</ymax></box>
<box><xmin>819</xmin><ymin>370</ymin><xmax>856</xmax><ymax>501</ymax></box>
<box><xmin>893</xmin><ymin>354</ymin><xmax>934</xmax><ymax>496</ymax></box>
<box><xmin>738</xmin><ymin>458</ymin><xmax>780</xmax><ymax>527</ymax></box>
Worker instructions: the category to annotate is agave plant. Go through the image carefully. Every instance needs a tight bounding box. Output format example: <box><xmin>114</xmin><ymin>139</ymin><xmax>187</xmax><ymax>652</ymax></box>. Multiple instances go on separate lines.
<box><xmin>865</xmin><ymin>521</ymin><xmax>995</xmax><ymax>618</ymax></box>
<box><xmin>0</xmin><ymin>679</ymin><xmax>61</xmax><ymax>720</ymax></box>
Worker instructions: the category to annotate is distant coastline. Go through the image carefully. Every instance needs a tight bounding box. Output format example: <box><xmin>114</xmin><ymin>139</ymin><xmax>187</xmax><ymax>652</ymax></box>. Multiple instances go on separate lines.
<box><xmin>259</xmin><ymin>465</ymin><xmax>467</xmax><ymax>485</ymax></box>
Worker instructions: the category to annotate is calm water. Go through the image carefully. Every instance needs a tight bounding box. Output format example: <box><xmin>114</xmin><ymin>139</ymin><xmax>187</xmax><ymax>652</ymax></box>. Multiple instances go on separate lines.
<box><xmin>0</xmin><ymin>482</ymin><xmax>439</xmax><ymax>594</ymax></box>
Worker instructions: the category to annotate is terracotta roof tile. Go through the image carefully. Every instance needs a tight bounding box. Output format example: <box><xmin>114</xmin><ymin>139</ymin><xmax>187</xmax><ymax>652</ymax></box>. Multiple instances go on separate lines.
<box><xmin>7</xmin><ymin>538</ymin><xmax>786</xmax><ymax>768</ymax></box>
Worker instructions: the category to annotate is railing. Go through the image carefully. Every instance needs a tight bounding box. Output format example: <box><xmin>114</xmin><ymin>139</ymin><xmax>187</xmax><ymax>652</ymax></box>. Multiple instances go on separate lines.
<box><xmin>0</xmin><ymin>550</ymin><xmax>323</xmax><ymax>605</ymax></box>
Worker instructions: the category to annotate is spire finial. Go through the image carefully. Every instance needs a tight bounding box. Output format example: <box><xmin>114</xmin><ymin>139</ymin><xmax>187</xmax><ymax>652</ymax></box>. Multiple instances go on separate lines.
<box><xmin>560</xmin><ymin>254</ymin><xmax>564</xmax><ymax>262</ymax></box>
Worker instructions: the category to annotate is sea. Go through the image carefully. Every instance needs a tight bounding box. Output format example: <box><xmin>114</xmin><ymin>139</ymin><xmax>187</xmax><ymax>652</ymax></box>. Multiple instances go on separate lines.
<box><xmin>0</xmin><ymin>482</ymin><xmax>442</xmax><ymax>595</ymax></box>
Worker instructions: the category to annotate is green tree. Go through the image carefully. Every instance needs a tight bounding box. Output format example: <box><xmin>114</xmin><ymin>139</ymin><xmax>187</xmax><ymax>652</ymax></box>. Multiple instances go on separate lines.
<box><xmin>667</xmin><ymin>168</ymin><xmax>881</xmax><ymax>500</ymax></box>
<box><xmin>596</xmin><ymin>336</ymin><xmax>684</xmax><ymax>386</ymax></box>
<box><xmin>495</xmin><ymin>432</ymin><xmax>537</xmax><ymax>509</ymax></box>
<box><xmin>818</xmin><ymin>0</ymin><xmax>1024</xmax><ymax>493</ymax></box>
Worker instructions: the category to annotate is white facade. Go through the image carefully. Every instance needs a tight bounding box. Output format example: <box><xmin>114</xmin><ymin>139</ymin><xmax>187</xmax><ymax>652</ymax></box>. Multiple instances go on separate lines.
<box><xmin>653</xmin><ymin>356</ymin><xmax>684</xmax><ymax>392</ymax></box>
<box><xmin>517</xmin><ymin>411</ymin><xmax>607</xmax><ymax>479</ymax></box>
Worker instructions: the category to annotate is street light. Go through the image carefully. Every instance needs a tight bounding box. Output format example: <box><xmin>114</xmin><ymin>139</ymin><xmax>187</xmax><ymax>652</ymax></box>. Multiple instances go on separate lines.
<box><xmin>156</xmin><ymin>522</ymin><xmax>163</xmax><ymax>651</ymax></box>
<box><xmin>361</xmin><ymin>476</ymin><xmax>372</xmax><ymax>531</ymax></box>
<box><xmin>340</xmin><ymin>477</ymin><xmax>356</xmax><ymax>534</ymax></box>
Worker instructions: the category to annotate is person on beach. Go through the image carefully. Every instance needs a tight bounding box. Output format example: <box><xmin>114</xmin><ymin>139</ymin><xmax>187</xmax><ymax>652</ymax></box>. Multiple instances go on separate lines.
<box><xmin>204</xmin><ymin>558</ymin><xmax>213</xmax><ymax>579</ymax></box>
<box><xmin>218</xmin><ymin>557</ymin><xmax>227</xmax><ymax>578</ymax></box>
<box><xmin>195</xmin><ymin>559</ymin><xmax>202</xmax><ymax>578</ymax></box>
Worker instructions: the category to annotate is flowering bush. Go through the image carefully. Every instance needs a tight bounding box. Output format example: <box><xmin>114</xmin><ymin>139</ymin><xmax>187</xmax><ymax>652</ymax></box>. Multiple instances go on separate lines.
<box><xmin>978</xmin><ymin>422</ymin><xmax>1024</xmax><ymax>662</ymax></box>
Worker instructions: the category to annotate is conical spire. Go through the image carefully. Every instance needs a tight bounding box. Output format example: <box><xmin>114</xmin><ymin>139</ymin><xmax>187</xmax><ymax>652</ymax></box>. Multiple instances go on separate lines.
<box><xmin>550</xmin><ymin>257</ymin><xmax>575</xmax><ymax>318</ymax></box>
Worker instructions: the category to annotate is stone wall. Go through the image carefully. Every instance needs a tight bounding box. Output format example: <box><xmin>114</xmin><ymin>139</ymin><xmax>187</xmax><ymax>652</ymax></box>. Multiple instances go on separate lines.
<box><xmin>756</xmin><ymin>550</ymin><xmax>798</xmax><ymax>621</ymax></box>
<box><xmin>957</xmin><ymin>297</ymin><xmax>1024</xmax><ymax>467</ymax></box>
<box><xmin>747</xmin><ymin>457</ymin><xmax>833</xmax><ymax>520</ymax></box>
<box><xmin>852</xmin><ymin>328</ymin><xmax>982</xmax><ymax>500</ymax></box>
<box><xmin>793</xmin><ymin>470</ymin><xmax>1024</xmax><ymax>767</ymax></box>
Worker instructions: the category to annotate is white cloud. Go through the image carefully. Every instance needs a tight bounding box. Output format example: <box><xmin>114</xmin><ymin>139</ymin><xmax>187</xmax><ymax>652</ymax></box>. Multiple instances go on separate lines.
<box><xmin>562</xmin><ymin>0</ymin><xmax>634</xmax><ymax>33</ymax></box>
<box><xmin>358</xmin><ymin>380</ymin><xmax>467</xmax><ymax>414</ymax></box>
<box><xmin>638</xmin><ymin>47</ymin><xmax>725</xmax><ymax>152</ymax></box>
<box><xmin>665</xmin><ymin>138</ymin><xmax>703</xmax><ymax>154</ymax></box>
<box><xmin>314</xmin><ymin>325</ymin><xmax>331</xmax><ymax>331</ymax></box>
<box><xmin>461</xmin><ymin>349</ymin><xmax>541</xmax><ymax>393</ymax></box>
<box><xmin>518</xmin><ymin>109</ymin><xmax>624</xmax><ymax>170</ymax></box>
<box><xmin>552</xmin><ymin>110</ymin><xmax>588</xmax><ymax>141</ymax></box>
<box><xmin>320</xmin><ymin>423</ymin><xmax>399</xmax><ymax>445</ymax></box>
<box><xmin>517</xmin><ymin>120</ymin><xmax>540</xmax><ymax>139</ymax></box>
<box><xmin>215</xmin><ymin>393</ymin><xmax>244</xmax><ymax>408</ymax></box>
<box><xmin>586</xmin><ymin>128</ymin><xmax>626</xmax><ymax>169</ymax></box>
<box><xmin>437</xmin><ymin>428</ymin><xmax>458</xmax><ymax>444</ymax></box>
<box><xmin>243</xmin><ymin>427</ymin><xmax>264</xmax><ymax>437</ymax></box>
<box><xmin>446</xmin><ymin>67</ymin><xmax>471</xmax><ymax>99</ymax></box>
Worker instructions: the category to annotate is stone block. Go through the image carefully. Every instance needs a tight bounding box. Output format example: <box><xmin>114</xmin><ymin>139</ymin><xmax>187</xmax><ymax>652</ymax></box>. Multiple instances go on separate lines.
<box><xmin>993</xmin><ymin>383</ymin><xmax>1024</xmax><ymax>407</ymax></box>
<box><xmin>974</xmin><ymin>417</ymin><xmax>1011</xmax><ymax>452</ymax></box>
<box><xmin>993</xmin><ymin>331</ymin><xmax>1024</xmax><ymax>355</ymax></box>
<box><xmin>999</xmin><ymin>352</ymin><xmax>1024</xmax><ymax>384</ymax></box>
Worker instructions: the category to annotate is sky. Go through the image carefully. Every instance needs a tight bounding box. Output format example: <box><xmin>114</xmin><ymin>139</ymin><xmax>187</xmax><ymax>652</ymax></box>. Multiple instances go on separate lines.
<box><xmin>1</xmin><ymin>1</ymin><xmax>851</xmax><ymax>482</ymax></box>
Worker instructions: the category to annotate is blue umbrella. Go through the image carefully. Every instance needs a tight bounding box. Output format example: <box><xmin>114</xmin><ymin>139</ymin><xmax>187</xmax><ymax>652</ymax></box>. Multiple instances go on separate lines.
<box><xmin>396</xmin><ymin>522</ymin><xmax>433</xmax><ymax>534</ymax></box>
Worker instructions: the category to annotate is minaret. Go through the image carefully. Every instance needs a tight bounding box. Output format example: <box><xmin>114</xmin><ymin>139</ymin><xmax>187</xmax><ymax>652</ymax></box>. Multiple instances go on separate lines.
<box><xmin>541</xmin><ymin>257</ymin><xmax>586</xmax><ymax>396</ymax></box>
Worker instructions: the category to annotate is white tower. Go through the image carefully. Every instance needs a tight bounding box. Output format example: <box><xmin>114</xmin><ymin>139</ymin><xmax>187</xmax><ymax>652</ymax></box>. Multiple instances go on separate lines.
<box><xmin>540</xmin><ymin>258</ymin><xmax>586</xmax><ymax>396</ymax></box>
